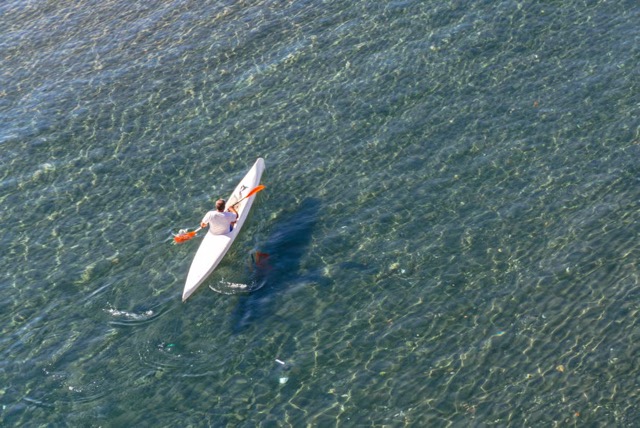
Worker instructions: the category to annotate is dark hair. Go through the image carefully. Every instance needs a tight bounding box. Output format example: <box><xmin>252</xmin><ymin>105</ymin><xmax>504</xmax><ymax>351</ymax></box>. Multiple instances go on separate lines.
<box><xmin>216</xmin><ymin>199</ymin><xmax>226</xmax><ymax>211</ymax></box>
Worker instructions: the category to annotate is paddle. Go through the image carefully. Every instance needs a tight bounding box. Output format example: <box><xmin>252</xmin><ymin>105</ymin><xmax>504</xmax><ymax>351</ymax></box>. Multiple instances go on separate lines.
<box><xmin>173</xmin><ymin>227</ymin><xmax>201</xmax><ymax>243</ymax></box>
<box><xmin>230</xmin><ymin>184</ymin><xmax>265</xmax><ymax>208</ymax></box>
<box><xmin>173</xmin><ymin>185</ymin><xmax>265</xmax><ymax>244</ymax></box>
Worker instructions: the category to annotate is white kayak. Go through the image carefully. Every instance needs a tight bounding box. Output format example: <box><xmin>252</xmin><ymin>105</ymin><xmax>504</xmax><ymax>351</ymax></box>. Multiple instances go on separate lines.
<box><xmin>182</xmin><ymin>158</ymin><xmax>265</xmax><ymax>302</ymax></box>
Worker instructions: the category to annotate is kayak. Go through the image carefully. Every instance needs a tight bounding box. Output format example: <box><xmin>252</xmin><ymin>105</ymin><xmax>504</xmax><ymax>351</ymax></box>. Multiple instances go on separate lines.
<box><xmin>182</xmin><ymin>158</ymin><xmax>265</xmax><ymax>302</ymax></box>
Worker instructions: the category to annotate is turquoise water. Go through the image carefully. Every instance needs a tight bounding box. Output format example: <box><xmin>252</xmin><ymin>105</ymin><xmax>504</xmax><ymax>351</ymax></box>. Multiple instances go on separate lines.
<box><xmin>1</xmin><ymin>0</ymin><xmax>639</xmax><ymax>425</ymax></box>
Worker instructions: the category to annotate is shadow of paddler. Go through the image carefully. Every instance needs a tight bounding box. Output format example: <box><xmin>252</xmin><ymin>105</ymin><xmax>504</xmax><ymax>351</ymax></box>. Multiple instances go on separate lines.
<box><xmin>231</xmin><ymin>197</ymin><xmax>321</xmax><ymax>333</ymax></box>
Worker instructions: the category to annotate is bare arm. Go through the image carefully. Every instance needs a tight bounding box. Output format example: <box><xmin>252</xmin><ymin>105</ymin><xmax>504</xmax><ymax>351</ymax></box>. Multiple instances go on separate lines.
<box><xmin>228</xmin><ymin>206</ymin><xmax>238</xmax><ymax>218</ymax></box>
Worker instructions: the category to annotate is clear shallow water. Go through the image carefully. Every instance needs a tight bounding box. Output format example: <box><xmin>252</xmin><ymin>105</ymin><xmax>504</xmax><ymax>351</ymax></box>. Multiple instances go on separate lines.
<box><xmin>1</xmin><ymin>0</ymin><xmax>639</xmax><ymax>425</ymax></box>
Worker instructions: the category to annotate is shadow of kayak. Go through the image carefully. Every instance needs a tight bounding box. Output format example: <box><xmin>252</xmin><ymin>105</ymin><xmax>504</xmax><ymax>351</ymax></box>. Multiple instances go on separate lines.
<box><xmin>230</xmin><ymin>197</ymin><xmax>321</xmax><ymax>333</ymax></box>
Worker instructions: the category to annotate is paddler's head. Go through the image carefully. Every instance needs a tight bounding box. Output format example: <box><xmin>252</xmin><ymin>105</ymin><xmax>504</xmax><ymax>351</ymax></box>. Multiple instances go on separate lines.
<box><xmin>216</xmin><ymin>199</ymin><xmax>226</xmax><ymax>212</ymax></box>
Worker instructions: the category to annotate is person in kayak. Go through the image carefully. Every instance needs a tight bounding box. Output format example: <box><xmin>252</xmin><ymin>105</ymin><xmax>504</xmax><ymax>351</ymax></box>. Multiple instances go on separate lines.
<box><xmin>201</xmin><ymin>199</ymin><xmax>238</xmax><ymax>234</ymax></box>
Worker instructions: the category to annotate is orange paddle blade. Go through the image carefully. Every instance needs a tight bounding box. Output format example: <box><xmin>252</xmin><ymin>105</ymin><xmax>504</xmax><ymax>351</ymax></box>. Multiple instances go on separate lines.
<box><xmin>230</xmin><ymin>185</ymin><xmax>266</xmax><ymax>209</ymax></box>
<box><xmin>246</xmin><ymin>184</ymin><xmax>265</xmax><ymax>198</ymax></box>
<box><xmin>173</xmin><ymin>230</ymin><xmax>197</xmax><ymax>244</ymax></box>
